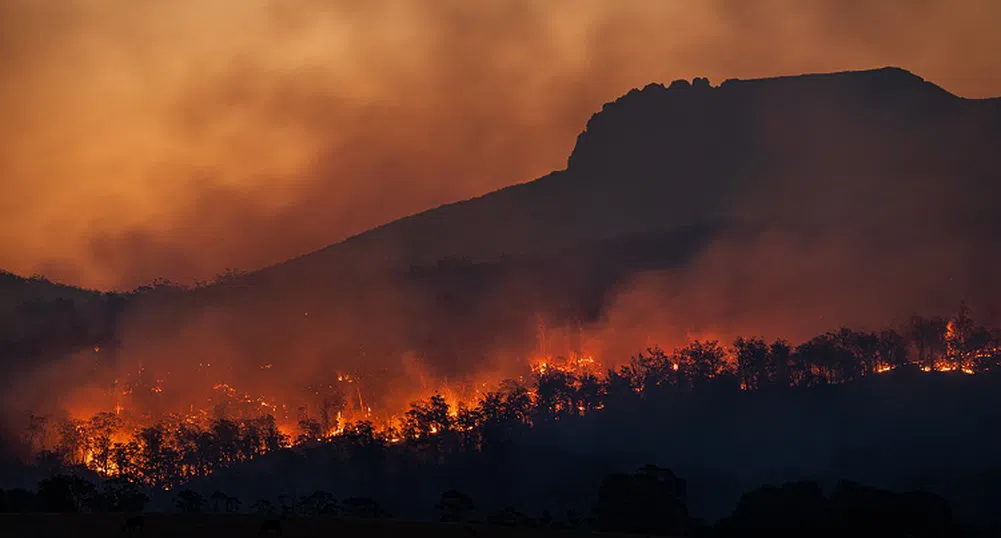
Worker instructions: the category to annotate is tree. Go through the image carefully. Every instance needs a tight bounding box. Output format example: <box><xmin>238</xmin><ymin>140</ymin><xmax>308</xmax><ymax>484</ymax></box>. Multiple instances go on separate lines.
<box><xmin>455</xmin><ymin>404</ymin><xmax>484</xmax><ymax>452</ymax></box>
<box><xmin>55</xmin><ymin>419</ymin><xmax>88</xmax><ymax>465</ymax></box>
<box><xmin>37</xmin><ymin>475</ymin><xmax>96</xmax><ymax>512</ymax></box>
<box><xmin>136</xmin><ymin>424</ymin><xmax>179</xmax><ymax>488</ymax></box>
<box><xmin>296</xmin><ymin>417</ymin><xmax>323</xmax><ymax>445</ymax></box>
<box><xmin>767</xmin><ymin>340</ymin><xmax>792</xmax><ymax>389</ymax></box>
<box><xmin>318</xmin><ymin>391</ymin><xmax>347</xmax><ymax>435</ymax></box>
<box><xmin>909</xmin><ymin>316</ymin><xmax>948</xmax><ymax>370</ymax></box>
<box><xmin>402</xmin><ymin>393</ymin><xmax>452</xmax><ymax>438</ymax></box>
<box><xmin>566</xmin><ymin>508</ymin><xmax>581</xmax><ymax>529</ymax></box>
<box><xmin>678</xmin><ymin>340</ymin><xmax>728</xmax><ymax>389</ymax></box>
<box><xmin>795</xmin><ymin>334</ymin><xmax>853</xmax><ymax>384</ymax></box>
<box><xmin>833</xmin><ymin>328</ymin><xmax>879</xmax><ymax>378</ymax></box>
<box><xmin>436</xmin><ymin>489</ymin><xmax>475</xmax><ymax>522</ymax></box>
<box><xmin>341</xmin><ymin>497</ymin><xmax>388</xmax><ymax>519</ymax></box>
<box><xmin>174</xmin><ymin>489</ymin><xmax>206</xmax><ymax>514</ymax></box>
<box><xmin>26</xmin><ymin>414</ymin><xmax>48</xmax><ymax>454</ymax></box>
<box><xmin>575</xmin><ymin>372</ymin><xmax>606</xmax><ymax>414</ymax></box>
<box><xmin>1</xmin><ymin>488</ymin><xmax>39</xmax><ymax>513</ymax></box>
<box><xmin>720</xmin><ymin>481</ymin><xmax>827</xmax><ymax>535</ymax></box>
<box><xmin>594</xmin><ymin>465</ymin><xmax>689</xmax><ymax>536</ymax></box>
<box><xmin>298</xmin><ymin>491</ymin><xmax>337</xmax><ymax>516</ymax></box>
<box><xmin>86</xmin><ymin>412</ymin><xmax>122</xmax><ymax>474</ymax></box>
<box><xmin>876</xmin><ymin>329</ymin><xmax>909</xmax><ymax>370</ymax></box>
<box><xmin>734</xmin><ymin>338</ymin><xmax>769</xmax><ymax>390</ymax></box>
<box><xmin>210</xmin><ymin>490</ymin><xmax>229</xmax><ymax>513</ymax></box>
<box><xmin>622</xmin><ymin>347</ymin><xmax>674</xmax><ymax>393</ymax></box>
<box><xmin>92</xmin><ymin>478</ymin><xmax>148</xmax><ymax>513</ymax></box>
<box><xmin>110</xmin><ymin>440</ymin><xmax>141</xmax><ymax>482</ymax></box>
<box><xmin>210</xmin><ymin>419</ymin><xmax>241</xmax><ymax>464</ymax></box>
<box><xmin>534</xmin><ymin>369</ymin><xmax>576</xmax><ymax>420</ymax></box>
<box><xmin>829</xmin><ymin>480</ymin><xmax>954</xmax><ymax>536</ymax></box>
<box><xmin>251</xmin><ymin>498</ymin><xmax>275</xmax><ymax>515</ymax></box>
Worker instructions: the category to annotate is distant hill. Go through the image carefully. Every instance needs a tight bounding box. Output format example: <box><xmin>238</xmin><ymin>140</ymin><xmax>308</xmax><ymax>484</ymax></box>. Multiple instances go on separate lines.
<box><xmin>245</xmin><ymin>67</ymin><xmax>1001</xmax><ymax>292</ymax></box>
<box><xmin>0</xmin><ymin>271</ymin><xmax>100</xmax><ymax>311</ymax></box>
<box><xmin>158</xmin><ymin>66</ymin><xmax>1001</xmax><ymax>376</ymax></box>
<box><xmin>5</xmin><ymin>66</ymin><xmax>1001</xmax><ymax>388</ymax></box>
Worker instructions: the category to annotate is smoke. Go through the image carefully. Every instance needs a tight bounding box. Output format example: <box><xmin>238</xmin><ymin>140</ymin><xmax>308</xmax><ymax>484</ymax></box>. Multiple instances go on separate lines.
<box><xmin>1</xmin><ymin>0</ymin><xmax>999</xmax><ymax>289</ymax></box>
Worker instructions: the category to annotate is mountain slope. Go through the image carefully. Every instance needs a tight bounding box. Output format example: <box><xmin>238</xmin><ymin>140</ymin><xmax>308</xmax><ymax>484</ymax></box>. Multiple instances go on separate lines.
<box><xmin>30</xmin><ymin>66</ymin><xmax>998</xmax><ymax>402</ymax></box>
<box><xmin>249</xmin><ymin>67</ymin><xmax>1001</xmax><ymax>292</ymax></box>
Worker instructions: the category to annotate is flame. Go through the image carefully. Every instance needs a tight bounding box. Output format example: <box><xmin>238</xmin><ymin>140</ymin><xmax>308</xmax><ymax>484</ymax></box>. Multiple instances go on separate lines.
<box><xmin>36</xmin><ymin>315</ymin><xmax>1001</xmax><ymax>485</ymax></box>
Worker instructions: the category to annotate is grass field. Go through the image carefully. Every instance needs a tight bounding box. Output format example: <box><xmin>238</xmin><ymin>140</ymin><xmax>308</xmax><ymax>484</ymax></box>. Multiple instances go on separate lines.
<box><xmin>0</xmin><ymin>514</ymin><xmax>620</xmax><ymax>538</ymax></box>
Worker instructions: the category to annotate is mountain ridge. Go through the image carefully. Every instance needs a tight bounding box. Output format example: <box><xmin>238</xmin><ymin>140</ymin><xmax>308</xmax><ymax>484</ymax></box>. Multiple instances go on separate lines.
<box><xmin>243</xmin><ymin>66</ymin><xmax>999</xmax><ymax>292</ymax></box>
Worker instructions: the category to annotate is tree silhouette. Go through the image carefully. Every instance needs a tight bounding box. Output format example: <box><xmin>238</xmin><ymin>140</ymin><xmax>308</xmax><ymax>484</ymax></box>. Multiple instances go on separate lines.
<box><xmin>734</xmin><ymin>337</ymin><xmax>769</xmax><ymax>390</ymax></box>
<box><xmin>767</xmin><ymin>339</ymin><xmax>792</xmax><ymax>388</ymax></box>
<box><xmin>487</xmin><ymin>506</ymin><xmax>533</xmax><ymax>527</ymax></box>
<box><xmin>25</xmin><ymin>413</ymin><xmax>48</xmax><ymax>454</ymax></box>
<box><xmin>136</xmin><ymin>424</ymin><xmax>179</xmax><ymax>488</ymax></box>
<box><xmin>1</xmin><ymin>488</ymin><xmax>39</xmax><ymax>513</ymax></box>
<box><xmin>594</xmin><ymin>464</ymin><xmax>689</xmax><ymax>536</ymax></box>
<box><xmin>909</xmin><ymin>316</ymin><xmax>948</xmax><ymax>370</ymax></box>
<box><xmin>210</xmin><ymin>490</ymin><xmax>229</xmax><ymax>513</ymax></box>
<box><xmin>720</xmin><ymin>480</ymin><xmax>827</xmax><ymax>536</ymax></box>
<box><xmin>319</xmin><ymin>390</ymin><xmax>347</xmax><ymax>435</ymax></box>
<box><xmin>174</xmin><ymin>489</ymin><xmax>206</xmax><ymax>514</ymax></box>
<box><xmin>37</xmin><ymin>475</ymin><xmax>95</xmax><ymax>512</ymax></box>
<box><xmin>575</xmin><ymin>372</ymin><xmax>606</xmax><ymax>413</ymax></box>
<box><xmin>341</xmin><ymin>497</ymin><xmax>388</xmax><ymax>519</ymax></box>
<box><xmin>55</xmin><ymin>419</ymin><xmax>87</xmax><ymax>465</ymax></box>
<box><xmin>85</xmin><ymin>412</ymin><xmax>122</xmax><ymax>474</ymax></box>
<box><xmin>297</xmin><ymin>416</ymin><xmax>323</xmax><ymax>444</ymax></box>
<box><xmin>298</xmin><ymin>490</ymin><xmax>337</xmax><ymax>516</ymax></box>
<box><xmin>833</xmin><ymin>328</ymin><xmax>879</xmax><ymax>377</ymax></box>
<box><xmin>92</xmin><ymin>478</ymin><xmax>148</xmax><ymax>513</ymax></box>
<box><xmin>436</xmin><ymin>489</ymin><xmax>475</xmax><ymax>522</ymax></box>
<box><xmin>829</xmin><ymin>480</ymin><xmax>953</xmax><ymax>536</ymax></box>
<box><xmin>251</xmin><ymin>498</ymin><xmax>275</xmax><ymax>515</ymax></box>
<box><xmin>534</xmin><ymin>369</ymin><xmax>576</xmax><ymax>420</ymax></box>
<box><xmin>678</xmin><ymin>340</ymin><xmax>727</xmax><ymax>388</ymax></box>
<box><xmin>876</xmin><ymin>329</ymin><xmax>909</xmax><ymax>370</ymax></box>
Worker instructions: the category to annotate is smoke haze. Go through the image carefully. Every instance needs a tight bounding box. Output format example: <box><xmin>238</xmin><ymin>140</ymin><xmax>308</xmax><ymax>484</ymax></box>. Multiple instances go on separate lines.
<box><xmin>2</xmin><ymin>0</ymin><xmax>999</xmax><ymax>289</ymax></box>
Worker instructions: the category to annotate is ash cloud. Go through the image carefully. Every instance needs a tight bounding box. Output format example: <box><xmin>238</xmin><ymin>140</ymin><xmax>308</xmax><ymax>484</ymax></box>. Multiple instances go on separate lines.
<box><xmin>1</xmin><ymin>0</ymin><xmax>999</xmax><ymax>289</ymax></box>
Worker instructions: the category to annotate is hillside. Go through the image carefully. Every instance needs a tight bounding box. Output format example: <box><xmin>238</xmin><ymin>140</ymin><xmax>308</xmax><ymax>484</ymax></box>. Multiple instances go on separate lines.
<box><xmin>5</xmin><ymin>66</ymin><xmax>1001</xmax><ymax>437</ymax></box>
<box><xmin>142</xmin><ymin>368</ymin><xmax>1001</xmax><ymax>526</ymax></box>
<box><xmin>246</xmin><ymin>67</ymin><xmax>1001</xmax><ymax>290</ymax></box>
<box><xmin>115</xmin><ymin>66</ymin><xmax>998</xmax><ymax>381</ymax></box>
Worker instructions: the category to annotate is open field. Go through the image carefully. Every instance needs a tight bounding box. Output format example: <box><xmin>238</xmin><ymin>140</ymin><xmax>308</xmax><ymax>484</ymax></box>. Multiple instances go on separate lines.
<box><xmin>0</xmin><ymin>514</ymin><xmax>619</xmax><ymax>538</ymax></box>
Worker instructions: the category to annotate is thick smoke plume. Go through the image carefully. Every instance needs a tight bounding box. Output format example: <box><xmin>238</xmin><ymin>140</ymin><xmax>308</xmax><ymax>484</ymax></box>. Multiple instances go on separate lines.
<box><xmin>1</xmin><ymin>0</ymin><xmax>999</xmax><ymax>289</ymax></box>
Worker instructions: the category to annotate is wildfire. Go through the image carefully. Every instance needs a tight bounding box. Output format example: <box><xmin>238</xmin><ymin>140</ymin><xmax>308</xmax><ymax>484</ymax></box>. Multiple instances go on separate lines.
<box><xmin>530</xmin><ymin>353</ymin><xmax>600</xmax><ymax>377</ymax></box>
<box><xmin>30</xmin><ymin>307</ymin><xmax>1001</xmax><ymax>487</ymax></box>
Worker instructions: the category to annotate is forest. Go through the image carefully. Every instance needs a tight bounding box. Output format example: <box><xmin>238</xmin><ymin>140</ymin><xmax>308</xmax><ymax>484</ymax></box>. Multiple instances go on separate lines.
<box><xmin>2</xmin><ymin>300</ymin><xmax>1000</xmax><ymax>534</ymax></box>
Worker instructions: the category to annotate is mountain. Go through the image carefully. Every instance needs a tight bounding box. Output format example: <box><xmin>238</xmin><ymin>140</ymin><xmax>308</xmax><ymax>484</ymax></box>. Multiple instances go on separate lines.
<box><xmin>175</xmin><ymin>66</ymin><xmax>1001</xmax><ymax>368</ymax></box>
<box><xmin>6</xmin><ymin>66</ymin><xmax>1001</xmax><ymax>393</ymax></box>
<box><xmin>246</xmin><ymin>67</ymin><xmax>1001</xmax><ymax>290</ymax></box>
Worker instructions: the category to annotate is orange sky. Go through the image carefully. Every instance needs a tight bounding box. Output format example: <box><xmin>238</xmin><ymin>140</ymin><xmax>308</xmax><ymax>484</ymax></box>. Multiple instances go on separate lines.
<box><xmin>2</xmin><ymin>0</ymin><xmax>999</xmax><ymax>290</ymax></box>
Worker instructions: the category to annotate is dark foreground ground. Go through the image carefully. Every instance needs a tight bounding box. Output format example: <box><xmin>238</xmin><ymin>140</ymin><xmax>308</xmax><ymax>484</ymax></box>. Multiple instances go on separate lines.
<box><xmin>0</xmin><ymin>514</ymin><xmax>628</xmax><ymax>538</ymax></box>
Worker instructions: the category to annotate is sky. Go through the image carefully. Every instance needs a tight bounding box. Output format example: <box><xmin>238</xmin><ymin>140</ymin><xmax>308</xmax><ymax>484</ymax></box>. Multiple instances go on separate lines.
<box><xmin>2</xmin><ymin>0</ymin><xmax>1000</xmax><ymax>290</ymax></box>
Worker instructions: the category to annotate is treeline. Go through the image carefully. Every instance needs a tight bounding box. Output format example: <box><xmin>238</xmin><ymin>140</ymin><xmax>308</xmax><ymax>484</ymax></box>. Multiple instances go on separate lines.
<box><xmin>24</xmin><ymin>304</ymin><xmax>1001</xmax><ymax>490</ymax></box>
<box><xmin>0</xmin><ymin>466</ymin><xmax>972</xmax><ymax>538</ymax></box>
<box><xmin>0</xmin><ymin>270</ymin><xmax>250</xmax><ymax>369</ymax></box>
